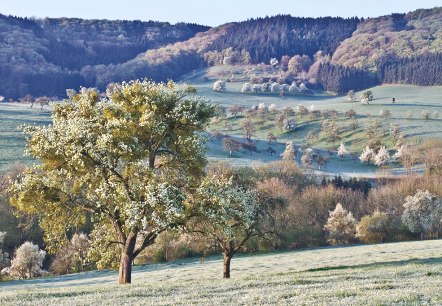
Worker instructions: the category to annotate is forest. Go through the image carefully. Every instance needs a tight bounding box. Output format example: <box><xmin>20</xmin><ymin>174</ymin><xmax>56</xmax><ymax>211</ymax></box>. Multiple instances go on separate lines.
<box><xmin>0</xmin><ymin>7</ymin><xmax>441</xmax><ymax>98</ymax></box>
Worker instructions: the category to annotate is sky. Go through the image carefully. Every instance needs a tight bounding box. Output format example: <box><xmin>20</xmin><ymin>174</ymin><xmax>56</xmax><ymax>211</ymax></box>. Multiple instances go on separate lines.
<box><xmin>0</xmin><ymin>0</ymin><xmax>441</xmax><ymax>26</ymax></box>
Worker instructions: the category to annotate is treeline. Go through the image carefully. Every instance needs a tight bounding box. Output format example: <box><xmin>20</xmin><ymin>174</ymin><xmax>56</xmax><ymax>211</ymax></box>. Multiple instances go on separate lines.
<box><xmin>316</xmin><ymin>63</ymin><xmax>379</xmax><ymax>94</ymax></box>
<box><xmin>208</xmin><ymin>15</ymin><xmax>360</xmax><ymax>63</ymax></box>
<box><xmin>379</xmin><ymin>53</ymin><xmax>442</xmax><ymax>86</ymax></box>
<box><xmin>0</xmin><ymin>14</ymin><xmax>209</xmax><ymax>98</ymax></box>
<box><xmin>317</xmin><ymin>53</ymin><xmax>442</xmax><ymax>94</ymax></box>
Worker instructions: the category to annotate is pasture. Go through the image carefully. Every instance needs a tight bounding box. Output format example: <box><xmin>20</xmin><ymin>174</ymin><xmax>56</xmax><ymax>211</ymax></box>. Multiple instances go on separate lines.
<box><xmin>1</xmin><ymin>240</ymin><xmax>441</xmax><ymax>305</ymax></box>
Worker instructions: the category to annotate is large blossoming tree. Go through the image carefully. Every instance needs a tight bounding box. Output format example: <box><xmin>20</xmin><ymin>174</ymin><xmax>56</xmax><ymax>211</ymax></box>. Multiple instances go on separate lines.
<box><xmin>10</xmin><ymin>80</ymin><xmax>215</xmax><ymax>284</ymax></box>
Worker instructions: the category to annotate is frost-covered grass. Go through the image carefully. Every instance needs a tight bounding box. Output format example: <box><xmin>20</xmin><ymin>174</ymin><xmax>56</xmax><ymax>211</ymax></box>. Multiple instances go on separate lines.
<box><xmin>0</xmin><ymin>103</ymin><xmax>51</xmax><ymax>171</ymax></box>
<box><xmin>1</xmin><ymin>240</ymin><xmax>442</xmax><ymax>305</ymax></box>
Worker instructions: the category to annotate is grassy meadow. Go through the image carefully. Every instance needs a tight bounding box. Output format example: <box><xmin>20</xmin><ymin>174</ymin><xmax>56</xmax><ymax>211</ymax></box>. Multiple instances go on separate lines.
<box><xmin>0</xmin><ymin>103</ymin><xmax>51</xmax><ymax>171</ymax></box>
<box><xmin>0</xmin><ymin>70</ymin><xmax>440</xmax><ymax>176</ymax></box>
<box><xmin>181</xmin><ymin>67</ymin><xmax>442</xmax><ymax>175</ymax></box>
<box><xmin>1</xmin><ymin>240</ymin><xmax>442</xmax><ymax>305</ymax></box>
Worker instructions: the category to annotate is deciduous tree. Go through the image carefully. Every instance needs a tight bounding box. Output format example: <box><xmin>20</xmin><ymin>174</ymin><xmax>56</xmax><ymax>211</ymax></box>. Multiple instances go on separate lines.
<box><xmin>9</xmin><ymin>80</ymin><xmax>215</xmax><ymax>284</ymax></box>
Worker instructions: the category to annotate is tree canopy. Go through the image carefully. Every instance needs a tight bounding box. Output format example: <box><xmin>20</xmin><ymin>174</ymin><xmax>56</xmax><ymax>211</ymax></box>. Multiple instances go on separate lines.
<box><xmin>10</xmin><ymin>80</ymin><xmax>216</xmax><ymax>284</ymax></box>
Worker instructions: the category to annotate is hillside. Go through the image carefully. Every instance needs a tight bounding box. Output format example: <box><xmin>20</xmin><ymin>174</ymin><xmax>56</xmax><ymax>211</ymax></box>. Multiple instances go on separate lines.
<box><xmin>0</xmin><ymin>14</ymin><xmax>209</xmax><ymax>98</ymax></box>
<box><xmin>0</xmin><ymin>7</ymin><xmax>441</xmax><ymax>99</ymax></box>
<box><xmin>1</xmin><ymin>240</ymin><xmax>441</xmax><ymax>305</ymax></box>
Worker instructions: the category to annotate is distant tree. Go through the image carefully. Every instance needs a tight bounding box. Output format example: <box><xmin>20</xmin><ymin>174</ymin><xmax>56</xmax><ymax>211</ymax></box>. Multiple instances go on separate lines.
<box><xmin>360</xmin><ymin>91</ymin><xmax>373</xmax><ymax>104</ymax></box>
<box><xmin>241</xmin><ymin>83</ymin><xmax>252</xmax><ymax>93</ymax></box>
<box><xmin>213</xmin><ymin>80</ymin><xmax>226</xmax><ymax>92</ymax></box>
<box><xmin>0</xmin><ymin>232</ymin><xmax>9</xmax><ymax>282</ymax></box>
<box><xmin>283</xmin><ymin>118</ymin><xmax>296</xmax><ymax>131</ymax></box>
<box><xmin>365</xmin><ymin>119</ymin><xmax>384</xmax><ymax>151</ymax></box>
<box><xmin>421</xmin><ymin>110</ymin><xmax>431</xmax><ymax>120</ymax></box>
<box><xmin>288</xmin><ymin>55</ymin><xmax>313</xmax><ymax>75</ymax></box>
<box><xmin>275</xmin><ymin>114</ymin><xmax>284</xmax><ymax>131</ymax></box>
<box><xmin>268</xmin><ymin>103</ymin><xmax>276</xmax><ymax>112</ymax></box>
<box><xmin>350</xmin><ymin>118</ymin><xmax>359</xmax><ymax>131</ymax></box>
<box><xmin>337</xmin><ymin>143</ymin><xmax>349</xmax><ymax>158</ymax></box>
<box><xmin>281</xmin><ymin>142</ymin><xmax>296</xmax><ymax>162</ymax></box>
<box><xmin>301</xmin><ymin>148</ymin><xmax>314</xmax><ymax>166</ymax></box>
<box><xmin>0</xmin><ymin>96</ymin><xmax>5</xmax><ymax>103</ymax></box>
<box><xmin>324</xmin><ymin>203</ymin><xmax>356</xmax><ymax>245</ymax></box>
<box><xmin>20</xmin><ymin>94</ymin><xmax>33</xmax><ymax>105</ymax></box>
<box><xmin>267</xmin><ymin>133</ymin><xmax>277</xmax><ymax>143</ymax></box>
<box><xmin>66</xmin><ymin>89</ymin><xmax>77</xmax><ymax>99</ymax></box>
<box><xmin>50</xmin><ymin>233</ymin><xmax>89</xmax><ymax>275</ymax></box>
<box><xmin>360</xmin><ymin>146</ymin><xmax>375</xmax><ymax>164</ymax></box>
<box><xmin>402</xmin><ymin>190</ymin><xmax>442</xmax><ymax>239</ymax></box>
<box><xmin>241</xmin><ymin>119</ymin><xmax>256</xmax><ymax>141</ymax></box>
<box><xmin>270</xmin><ymin>83</ymin><xmax>280</xmax><ymax>93</ymax></box>
<box><xmin>379</xmin><ymin>109</ymin><xmax>391</xmax><ymax>118</ymax></box>
<box><xmin>289</xmin><ymin>83</ymin><xmax>299</xmax><ymax>93</ymax></box>
<box><xmin>223</xmin><ymin>137</ymin><xmax>241</xmax><ymax>156</ymax></box>
<box><xmin>192</xmin><ymin>177</ymin><xmax>261</xmax><ymax>278</ymax></box>
<box><xmin>357</xmin><ymin>211</ymin><xmax>394</xmax><ymax>243</ymax></box>
<box><xmin>35</xmin><ymin>96</ymin><xmax>50</xmax><ymax>110</ymax></box>
<box><xmin>229</xmin><ymin>104</ymin><xmax>243</xmax><ymax>117</ymax></box>
<box><xmin>252</xmin><ymin>84</ymin><xmax>263</xmax><ymax>93</ymax></box>
<box><xmin>269</xmin><ymin>58</ymin><xmax>279</xmax><ymax>67</ymax></box>
<box><xmin>242</xmin><ymin>140</ymin><xmax>257</xmax><ymax>155</ymax></box>
<box><xmin>345</xmin><ymin>109</ymin><xmax>357</xmax><ymax>118</ymax></box>
<box><xmin>389</xmin><ymin>122</ymin><xmax>401</xmax><ymax>142</ymax></box>
<box><xmin>346</xmin><ymin>90</ymin><xmax>355</xmax><ymax>102</ymax></box>
<box><xmin>5</xmin><ymin>242</ymin><xmax>46</xmax><ymax>279</ymax></box>
<box><xmin>374</xmin><ymin>146</ymin><xmax>390</xmax><ymax>167</ymax></box>
<box><xmin>296</xmin><ymin>104</ymin><xmax>309</xmax><ymax>118</ymax></box>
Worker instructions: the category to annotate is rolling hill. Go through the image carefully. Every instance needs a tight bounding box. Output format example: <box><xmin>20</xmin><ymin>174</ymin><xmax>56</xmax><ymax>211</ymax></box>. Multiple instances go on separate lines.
<box><xmin>0</xmin><ymin>7</ymin><xmax>441</xmax><ymax>99</ymax></box>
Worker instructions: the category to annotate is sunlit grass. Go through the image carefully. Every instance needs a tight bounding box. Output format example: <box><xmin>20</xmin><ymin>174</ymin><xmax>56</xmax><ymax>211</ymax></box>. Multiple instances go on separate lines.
<box><xmin>1</xmin><ymin>240</ymin><xmax>441</xmax><ymax>305</ymax></box>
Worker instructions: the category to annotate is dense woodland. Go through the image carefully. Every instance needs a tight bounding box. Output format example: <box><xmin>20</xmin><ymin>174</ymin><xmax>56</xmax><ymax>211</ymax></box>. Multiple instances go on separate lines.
<box><xmin>0</xmin><ymin>7</ymin><xmax>441</xmax><ymax>98</ymax></box>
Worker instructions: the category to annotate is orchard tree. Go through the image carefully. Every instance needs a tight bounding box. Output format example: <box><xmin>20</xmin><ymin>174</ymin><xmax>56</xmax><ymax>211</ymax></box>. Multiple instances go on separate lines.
<box><xmin>346</xmin><ymin>90</ymin><xmax>355</xmax><ymax>102</ymax></box>
<box><xmin>6</xmin><ymin>242</ymin><xmax>46</xmax><ymax>279</ymax></box>
<box><xmin>192</xmin><ymin>176</ymin><xmax>260</xmax><ymax>279</ymax></box>
<box><xmin>374</xmin><ymin>146</ymin><xmax>390</xmax><ymax>167</ymax></box>
<box><xmin>359</xmin><ymin>146</ymin><xmax>375</xmax><ymax>164</ymax></box>
<box><xmin>281</xmin><ymin>142</ymin><xmax>296</xmax><ymax>162</ymax></box>
<box><xmin>360</xmin><ymin>91</ymin><xmax>373</xmax><ymax>104</ymax></box>
<box><xmin>241</xmin><ymin>119</ymin><xmax>256</xmax><ymax>141</ymax></box>
<box><xmin>223</xmin><ymin>137</ymin><xmax>241</xmax><ymax>156</ymax></box>
<box><xmin>402</xmin><ymin>190</ymin><xmax>442</xmax><ymax>239</ymax></box>
<box><xmin>337</xmin><ymin>143</ymin><xmax>349</xmax><ymax>158</ymax></box>
<box><xmin>324</xmin><ymin>203</ymin><xmax>356</xmax><ymax>245</ymax></box>
<box><xmin>213</xmin><ymin>80</ymin><xmax>226</xmax><ymax>92</ymax></box>
<box><xmin>10</xmin><ymin>80</ymin><xmax>215</xmax><ymax>284</ymax></box>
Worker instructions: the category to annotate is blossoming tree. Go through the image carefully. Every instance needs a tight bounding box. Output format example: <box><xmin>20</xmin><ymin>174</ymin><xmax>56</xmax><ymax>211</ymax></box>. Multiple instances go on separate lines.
<box><xmin>10</xmin><ymin>80</ymin><xmax>215</xmax><ymax>284</ymax></box>
<box><xmin>192</xmin><ymin>176</ymin><xmax>260</xmax><ymax>279</ymax></box>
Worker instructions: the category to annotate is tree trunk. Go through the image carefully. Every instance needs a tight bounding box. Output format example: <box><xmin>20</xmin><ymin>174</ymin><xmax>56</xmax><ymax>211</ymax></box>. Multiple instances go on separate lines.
<box><xmin>118</xmin><ymin>234</ymin><xmax>136</xmax><ymax>284</ymax></box>
<box><xmin>223</xmin><ymin>254</ymin><xmax>232</xmax><ymax>279</ymax></box>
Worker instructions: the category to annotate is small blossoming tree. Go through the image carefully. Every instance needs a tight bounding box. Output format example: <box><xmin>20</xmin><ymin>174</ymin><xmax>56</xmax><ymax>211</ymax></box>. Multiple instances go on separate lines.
<box><xmin>374</xmin><ymin>146</ymin><xmax>390</xmax><ymax>167</ymax></box>
<box><xmin>337</xmin><ymin>143</ymin><xmax>349</xmax><ymax>158</ymax></box>
<box><xmin>281</xmin><ymin>142</ymin><xmax>296</xmax><ymax>162</ymax></box>
<box><xmin>359</xmin><ymin>146</ymin><xmax>375</xmax><ymax>164</ymax></box>
<box><xmin>402</xmin><ymin>190</ymin><xmax>442</xmax><ymax>239</ymax></box>
<box><xmin>5</xmin><ymin>242</ymin><xmax>46</xmax><ymax>279</ymax></box>
<box><xmin>192</xmin><ymin>177</ymin><xmax>260</xmax><ymax>279</ymax></box>
<box><xmin>9</xmin><ymin>80</ymin><xmax>215</xmax><ymax>284</ymax></box>
<box><xmin>324</xmin><ymin>203</ymin><xmax>356</xmax><ymax>245</ymax></box>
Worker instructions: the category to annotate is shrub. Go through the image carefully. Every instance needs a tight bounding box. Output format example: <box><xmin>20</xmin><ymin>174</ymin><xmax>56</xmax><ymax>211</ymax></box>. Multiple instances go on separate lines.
<box><xmin>324</xmin><ymin>203</ymin><xmax>357</xmax><ymax>245</ymax></box>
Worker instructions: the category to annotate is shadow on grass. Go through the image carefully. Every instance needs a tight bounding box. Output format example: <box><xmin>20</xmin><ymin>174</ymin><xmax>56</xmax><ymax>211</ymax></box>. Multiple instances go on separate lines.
<box><xmin>303</xmin><ymin>257</ymin><xmax>442</xmax><ymax>273</ymax></box>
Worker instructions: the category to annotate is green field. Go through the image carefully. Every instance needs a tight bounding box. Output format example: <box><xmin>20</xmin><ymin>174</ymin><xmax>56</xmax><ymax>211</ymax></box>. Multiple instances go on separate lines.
<box><xmin>180</xmin><ymin>67</ymin><xmax>442</xmax><ymax>175</ymax></box>
<box><xmin>1</xmin><ymin>240</ymin><xmax>442</xmax><ymax>305</ymax></box>
<box><xmin>0</xmin><ymin>103</ymin><xmax>51</xmax><ymax>171</ymax></box>
<box><xmin>0</xmin><ymin>76</ymin><xmax>440</xmax><ymax>176</ymax></box>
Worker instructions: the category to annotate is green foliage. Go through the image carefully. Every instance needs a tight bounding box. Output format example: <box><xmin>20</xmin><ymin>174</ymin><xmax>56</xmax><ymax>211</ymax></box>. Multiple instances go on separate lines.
<box><xmin>9</xmin><ymin>80</ymin><xmax>215</xmax><ymax>282</ymax></box>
